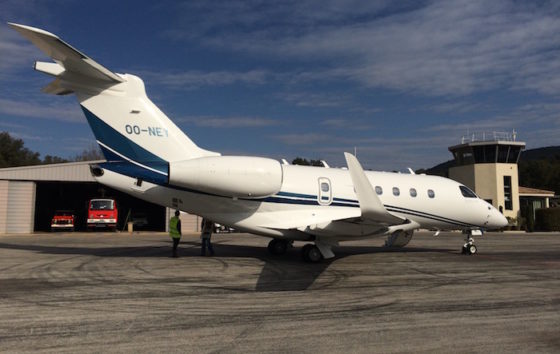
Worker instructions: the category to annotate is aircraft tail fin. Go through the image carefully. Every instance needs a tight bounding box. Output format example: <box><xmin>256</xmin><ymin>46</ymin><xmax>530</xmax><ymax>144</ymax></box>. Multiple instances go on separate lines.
<box><xmin>10</xmin><ymin>23</ymin><xmax>219</xmax><ymax>184</ymax></box>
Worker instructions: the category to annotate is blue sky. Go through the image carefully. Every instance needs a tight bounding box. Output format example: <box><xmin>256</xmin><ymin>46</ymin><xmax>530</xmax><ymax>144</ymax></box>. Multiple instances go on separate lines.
<box><xmin>1</xmin><ymin>0</ymin><xmax>559</xmax><ymax>170</ymax></box>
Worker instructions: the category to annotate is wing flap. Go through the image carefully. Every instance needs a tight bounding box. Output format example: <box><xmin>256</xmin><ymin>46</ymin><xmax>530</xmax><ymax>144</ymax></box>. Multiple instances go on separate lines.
<box><xmin>9</xmin><ymin>22</ymin><xmax>124</xmax><ymax>83</ymax></box>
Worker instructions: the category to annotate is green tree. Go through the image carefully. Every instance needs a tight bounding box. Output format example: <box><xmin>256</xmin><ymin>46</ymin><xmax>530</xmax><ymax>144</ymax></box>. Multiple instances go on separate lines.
<box><xmin>0</xmin><ymin>131</ymin><xmax>41</xmax><ymax>168</ymax></box>
<box><xmin>43</xmin><ymin>155</ymin><xmax>68</xmax><ymax>165</ymax></box>
<box><xmin>292</xmin><ymin>157</ymin><xmax>324</xmax><ymax>167</ymax></box>
<box><xmin>519</xmin><ymin>158</ymin><xmax>560</xmax><ymax>195</ymax></box>
<box><xmin>72</xmin><ymin>143</ymin><xmax>104</xmax><ymax>161</ymax></box>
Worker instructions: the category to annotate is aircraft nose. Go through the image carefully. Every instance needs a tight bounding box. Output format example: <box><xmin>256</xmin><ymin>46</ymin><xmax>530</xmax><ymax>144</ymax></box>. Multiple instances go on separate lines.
<box><xmin>490</xmin><ymin>209</ymin><xmax>508</xmax><ymax>229</ymax></box>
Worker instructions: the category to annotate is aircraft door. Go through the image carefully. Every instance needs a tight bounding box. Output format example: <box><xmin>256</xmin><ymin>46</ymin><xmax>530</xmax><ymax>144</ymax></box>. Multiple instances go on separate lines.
<box><xmin>318</xmin><ymin>177</ymin><xmax>332</xmax><ymax>205</ymax></box>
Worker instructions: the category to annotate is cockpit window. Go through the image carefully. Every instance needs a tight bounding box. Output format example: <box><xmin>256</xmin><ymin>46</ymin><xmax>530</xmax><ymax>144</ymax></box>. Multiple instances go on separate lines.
<box><xmin>459</xmin><ymin>185</ymin><xmax>477</xmax><ymax>198</ymax></box>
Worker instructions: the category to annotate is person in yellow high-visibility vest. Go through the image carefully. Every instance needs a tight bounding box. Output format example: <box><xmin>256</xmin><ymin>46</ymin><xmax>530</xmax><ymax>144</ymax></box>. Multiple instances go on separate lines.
<box><xmin>169</xmin><ymin>210</ymin><xmax>182</xmax><ymax>257</ymax></box>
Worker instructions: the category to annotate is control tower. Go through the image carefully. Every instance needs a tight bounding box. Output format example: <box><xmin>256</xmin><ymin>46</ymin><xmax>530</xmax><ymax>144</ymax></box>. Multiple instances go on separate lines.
<box><xmin>448</xmin><ymin>131</ymin><xmax>525</xmax><ymax>220</ymax></box>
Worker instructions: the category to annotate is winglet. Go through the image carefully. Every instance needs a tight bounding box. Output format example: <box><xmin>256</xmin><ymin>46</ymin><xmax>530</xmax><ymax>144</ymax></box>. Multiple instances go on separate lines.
<box><xmin>344</xmin><ymin>152</ymin><xmax>404</xmax><ymax>224</ymax></box>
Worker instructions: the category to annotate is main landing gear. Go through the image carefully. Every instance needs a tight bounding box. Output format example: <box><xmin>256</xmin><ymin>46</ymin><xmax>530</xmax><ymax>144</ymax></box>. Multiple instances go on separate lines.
<box><xmin>462</xmin><ymin>230</ymin><xmax>482</xmax><ymax>255</ymax></box>
<box><xmin>267</xmin><ymin>239</ymin><xmax>291</xmax><ymax>255</ymax></box>
<box><xmin>267</xmin><ymin>239</ymin><xmax>325</xmax><ymax>262</ymax></box>
<box><xmin>301</xmin><ymin>244</ymin><xmax>323</xmax><ymax>263</ymax></box>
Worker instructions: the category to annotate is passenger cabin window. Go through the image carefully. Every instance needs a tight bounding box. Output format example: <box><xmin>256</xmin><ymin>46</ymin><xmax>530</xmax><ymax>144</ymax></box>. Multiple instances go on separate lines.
<box><xmin>375</xmin><ymin>186</ymin><xmax>383</xmax><ymax>195</ymax></box>
<box><xmin>427</xmin><ymin>189</ymin><xmax>435</xmax><ymax>198</ymax></box>
<box><xmin>321</xmin><ymin>182</ymin><xmax>329</xmax><ymax>192</ymax></box>
<box><xmin>409</xmin><ymin>188</ymin><xmax>417</xmax><ymax>197</ymax></box>
<box><xmin>460</xmin><ymin>185</ymin><xmax>477</xmax><ymax>198</ymax></box>
<box><xmin>392</xmin><ymin>187</ymin><xmax>400</xmax><ymax>196</ymax></box>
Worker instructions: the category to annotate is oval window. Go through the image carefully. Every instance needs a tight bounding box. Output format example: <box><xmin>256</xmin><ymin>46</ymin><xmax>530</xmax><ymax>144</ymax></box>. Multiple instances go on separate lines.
<box><xmin>392</xmin><ymin>187</ymin><xmax>400</xmax><ymax>196</ymax></box>
<box><xmin>321</xmin><ymin>182</ymin><xmax>329</xmax><ymax>192</ymax></box>
<box><xmin>375</xmin><ymin>186</ymin><xmax>383</xmax><ymax>195</ymax></box>
<box><xmin>428</xmin><ymin>189</ymin><xmax>435</xmax><ymax>198</ymax></box>
<box><xmin>410</xmin><ymin>188</ymin><xmax>417</xmax><ymax>197</ymax></box>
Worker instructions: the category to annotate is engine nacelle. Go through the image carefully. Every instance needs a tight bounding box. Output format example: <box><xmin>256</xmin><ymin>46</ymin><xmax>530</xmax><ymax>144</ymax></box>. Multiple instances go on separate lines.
<box><xmin>169</xmin><ymin>156</ymin><xmax>282</xmax><ymax>198</ymax></box>
<box><xmin>385</xmin><ymin>230</ymin><xmax>414</xmax><ymax>248</ymax></box>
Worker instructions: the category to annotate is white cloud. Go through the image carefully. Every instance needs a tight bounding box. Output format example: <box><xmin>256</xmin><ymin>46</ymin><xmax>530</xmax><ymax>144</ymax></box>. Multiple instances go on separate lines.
<box><xmin>178</xmin><ymin>115</ymin><xmax>279</xmax><ymax>128</ymax></box>
<box><xmin>273</xmin><ymin>133</ymin><xmax>331</xmax><ymax>145</ymax></box>
<box><xmin>0</xmin><ymin>26</ymin><xmax>43</xmax><ymax>79</ymax></box>
<box><xmin>167</xmin><ymin>0</ymin><xmax>560</xmax><ymax>96</ymax></box>
<box><xmin>276</xmin><ymin>91</ymin><xmax>351</xmax><ymax>108</ymax></box>
<box><xmin>141</xmin><ymin>69</ymin><xmax>268</xmax><ymax>89</ymax></box>
<box><xmin>0</xmin><ymin>98</ymin><xmax>83</xmax><ymax>123</ymax></box>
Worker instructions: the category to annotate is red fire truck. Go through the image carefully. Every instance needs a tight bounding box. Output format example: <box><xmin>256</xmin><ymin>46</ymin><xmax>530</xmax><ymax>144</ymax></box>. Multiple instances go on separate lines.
<box><xmin>87</xmin><ymin>199</ymin><xmax>118</xmax><ymax>231</ymax></box>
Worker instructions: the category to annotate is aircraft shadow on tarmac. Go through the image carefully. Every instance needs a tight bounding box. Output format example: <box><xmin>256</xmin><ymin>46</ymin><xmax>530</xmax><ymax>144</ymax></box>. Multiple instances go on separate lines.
<box><xmin>0</xmin><ymin>240</ymin><xmax>453</xmax><ymax>292</ymax></box>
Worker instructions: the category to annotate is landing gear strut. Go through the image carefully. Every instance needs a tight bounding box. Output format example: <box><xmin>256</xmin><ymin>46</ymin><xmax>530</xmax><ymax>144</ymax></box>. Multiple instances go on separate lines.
<box><xmin>462</xmin><ymin>230</ymin><xmax>481</xmax><ymax>255</ymax></box>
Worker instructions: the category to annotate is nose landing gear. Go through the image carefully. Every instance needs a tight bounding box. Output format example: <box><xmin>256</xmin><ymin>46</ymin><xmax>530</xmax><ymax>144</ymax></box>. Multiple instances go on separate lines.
<box><xmin>462</xmin><ymin>229</ymin><xmax>482</xmax><ymax>255</ymax></box>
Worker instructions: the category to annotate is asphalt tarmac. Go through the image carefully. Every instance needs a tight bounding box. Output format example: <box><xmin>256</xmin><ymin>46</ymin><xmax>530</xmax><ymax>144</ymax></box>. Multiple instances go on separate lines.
<box><xmin>0</xmin><ymin>231</ymin><xmax>558</xmax><ymax>353</ymax></box>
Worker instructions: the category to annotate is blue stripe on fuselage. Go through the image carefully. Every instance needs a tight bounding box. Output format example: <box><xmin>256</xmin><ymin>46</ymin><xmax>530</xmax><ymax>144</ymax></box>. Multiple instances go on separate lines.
<box><xmin>81</xmin><ymin>105</ymin><xmax>169</xmax><ymax>177</ymax></box>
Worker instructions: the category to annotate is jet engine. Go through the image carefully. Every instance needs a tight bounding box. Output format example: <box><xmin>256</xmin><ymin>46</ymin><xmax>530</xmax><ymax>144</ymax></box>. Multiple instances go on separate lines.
<box><xmin>385</xmin><ymin>230</ymin><xmax>414</xmax><ymax>248</ymax></box>
<box><xmin>169</xmin><ymin>156</ymin><xmax>282</xmax><ymax>198</ymax></box>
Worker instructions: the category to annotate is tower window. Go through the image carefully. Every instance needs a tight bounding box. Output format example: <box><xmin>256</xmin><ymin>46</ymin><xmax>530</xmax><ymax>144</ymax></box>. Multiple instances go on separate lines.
<box><xmin>504</xmin><ymin>176</ymin><xmax>512</xmax><ymax>210</ymax></box>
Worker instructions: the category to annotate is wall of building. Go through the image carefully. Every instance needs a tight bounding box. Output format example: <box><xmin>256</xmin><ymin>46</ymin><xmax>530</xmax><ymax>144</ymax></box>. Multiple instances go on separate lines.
<box><xmin>450</xmin><ymin>163</ymin><xmax>519</xmax><ymax>219</ymax></box>
<box><xmin>0</xmin><ymin>181</ymin><xmax>8</xmax><ymax>233</ymax></box>
<box><xmin>449</xmin><ymin>165</ymin><xmax>475</xmax><ymax>189</ymax></box>
<box><xmin>165</xmin><ymin>207</ymin><xmax>201</xmax><ymax>234</ymax></box>
<box><xmin>0</xmin><ymin>181</ymin><xmax>36</xmax><ymax>234</ymax></box>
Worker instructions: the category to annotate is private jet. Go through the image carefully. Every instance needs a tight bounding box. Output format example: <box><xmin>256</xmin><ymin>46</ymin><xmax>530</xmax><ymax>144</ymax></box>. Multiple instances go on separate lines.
<box><xmin>10</xmin><ymin>23</ymin><xmax>508</xmax><ymax>262</ymax></box>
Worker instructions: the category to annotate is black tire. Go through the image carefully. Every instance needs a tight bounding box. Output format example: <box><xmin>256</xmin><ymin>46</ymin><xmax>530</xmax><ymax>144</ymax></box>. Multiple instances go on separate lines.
<box><xmin>302</xmin><ymin>244</ymin><xmax>323</xmax><ymax>263</ymax></box>
<box><xmin>301</xmin><ymin>244</ymin><xmax>314</xmax><ymax>262</ymax></box>
<box><xmin>268</xmin><ymin>239</ymin><xmax>288</xmax><ymax>255</ymax></box>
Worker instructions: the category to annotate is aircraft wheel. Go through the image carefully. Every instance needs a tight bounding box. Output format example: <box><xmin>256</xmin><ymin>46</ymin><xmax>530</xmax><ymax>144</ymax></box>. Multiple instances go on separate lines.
<box><xmin>302</xmin><ymin>244</ymin><xmax>323</xmax><ymax>263</ymax></box>
<box><xmin>467</xmin><ymin>244</ymin><xmax>477</xmax><ymax>255</ymax></box>
<box><xmin>268</xmin><ymin>239</ymin><xmax>288</xmax><ymax>255</ymax></box>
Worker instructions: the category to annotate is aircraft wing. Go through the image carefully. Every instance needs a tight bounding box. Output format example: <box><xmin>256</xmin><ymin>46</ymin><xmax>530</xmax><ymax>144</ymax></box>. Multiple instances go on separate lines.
<box><xmin>8</xmin><ymin>23</ymin><xmax>124</xmax><ymax>84</ymax></box>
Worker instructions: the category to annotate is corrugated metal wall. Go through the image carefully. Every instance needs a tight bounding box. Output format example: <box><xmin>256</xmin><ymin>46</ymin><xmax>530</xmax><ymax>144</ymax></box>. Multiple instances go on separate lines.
<box><xmin>0</xmin><ymin>181</ymin><xmax>36</xmax><ymax>234</ymax></box>
<box><xmin>0</xmin><ymin>161</ymin><xmax>99</xmax><ymax>182</ymax></box>
<box><xmin>0</xmin><ymin>181</ymin><xmax>8</xmax><ymax>233</ymax></box>
<box><xmin>165</xmin><ymin>207</ymin><xmax>201</xmax><ymax>233</ymax></box>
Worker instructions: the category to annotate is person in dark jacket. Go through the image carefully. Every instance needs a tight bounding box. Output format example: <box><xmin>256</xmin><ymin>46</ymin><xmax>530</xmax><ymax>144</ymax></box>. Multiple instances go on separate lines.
<box><xmin>200</xmin><ymin>218</ymin><xmax>215</xmax><ymax>256</ymax></box>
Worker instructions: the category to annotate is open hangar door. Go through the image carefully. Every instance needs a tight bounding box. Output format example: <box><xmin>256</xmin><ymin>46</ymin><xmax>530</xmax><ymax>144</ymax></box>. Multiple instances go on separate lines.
<box><xmin>34</xmin><ymin>182</ymin><xmax>166</xmax><ymax>232</ymax></box>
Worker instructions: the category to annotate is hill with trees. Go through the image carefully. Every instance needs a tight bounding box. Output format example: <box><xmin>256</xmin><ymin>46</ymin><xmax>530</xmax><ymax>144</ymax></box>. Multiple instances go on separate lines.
<box><xmin>0</xmin><ymin>131</ymin><xmax>103</xmax><ymax>168</ymax></box>
<box><xmin>419</xmin><ymin>146</ymin><xmax>560</xmax><ymax>194</ymax></box>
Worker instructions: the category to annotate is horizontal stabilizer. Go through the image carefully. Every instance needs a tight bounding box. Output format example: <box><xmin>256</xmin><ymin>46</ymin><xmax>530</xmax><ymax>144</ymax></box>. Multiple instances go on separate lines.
<box><xmin>8</xmin><ymin>22</ymin><xmax>124</xmax><ymax>84</ymax></box>
<box><xmin>344</xmin><ymin>152</ymin><xmax>404</xmax><ymax>225</ymax></box>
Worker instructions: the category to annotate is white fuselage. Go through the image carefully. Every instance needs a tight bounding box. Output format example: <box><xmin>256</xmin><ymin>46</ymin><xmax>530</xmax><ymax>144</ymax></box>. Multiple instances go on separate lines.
<box><xmin>96</xmin><ymin>163</ymin><xmax>506</xmax><ymax>242</ymax></box>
